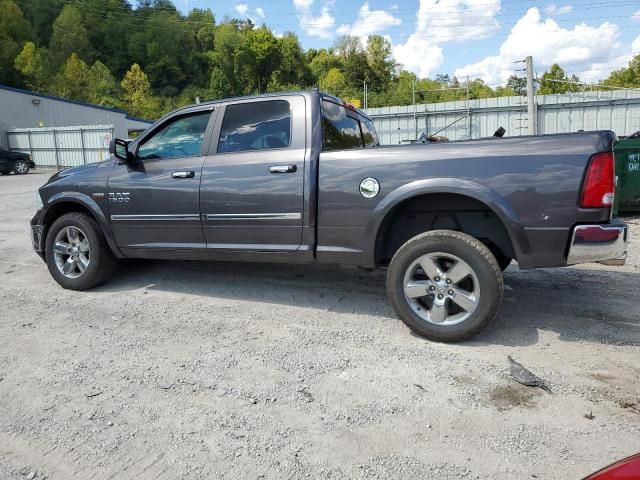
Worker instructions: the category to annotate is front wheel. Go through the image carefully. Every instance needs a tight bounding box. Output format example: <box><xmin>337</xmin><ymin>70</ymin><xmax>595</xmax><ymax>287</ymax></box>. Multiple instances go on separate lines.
<box><xmin>386</xmin><ymin>230</ymin><xmax>504</xmax><ymax>342</ymax></box>
<box><xmin>13</xmin><ymin>159</ymin><xmax>30</xmax><ymax>174</ymax></box>
<box><xmin>45</xmin><ymin>212</ymin><xmax>116</xmax><ymax>290</ymax></box>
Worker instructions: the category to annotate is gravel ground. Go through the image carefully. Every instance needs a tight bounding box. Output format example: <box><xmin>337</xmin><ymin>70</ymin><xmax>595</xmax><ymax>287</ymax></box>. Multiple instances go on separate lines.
<box><xmin>1</xmin><ymin>173</ymin><xmax>639</xmax><ymax>480</ymax></box>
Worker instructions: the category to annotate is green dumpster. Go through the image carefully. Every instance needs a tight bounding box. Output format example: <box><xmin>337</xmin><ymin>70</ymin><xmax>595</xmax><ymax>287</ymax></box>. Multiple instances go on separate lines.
<box><xmin>614</xmin><ymin>132</ymin><xmax>640</xmax><ymax>214</ymax></box>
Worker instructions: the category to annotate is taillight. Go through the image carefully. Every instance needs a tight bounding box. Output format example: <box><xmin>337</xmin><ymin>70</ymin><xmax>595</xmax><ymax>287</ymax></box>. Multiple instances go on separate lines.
<box><xmin>580</xmin><ymin>152</ymin><xmax>615</xmax><ymax>208</ymax></box>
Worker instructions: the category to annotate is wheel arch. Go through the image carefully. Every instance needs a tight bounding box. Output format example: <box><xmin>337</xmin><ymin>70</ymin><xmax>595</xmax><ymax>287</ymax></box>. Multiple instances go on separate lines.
<box><xmin>368</xmin><ymin>178</ymin><xmax>533</xmax><ymax>268</ymax></box>
<box><xmin>42</xmin><ymin>193</ymin><xmax>123</xmax><ymax>258</ymax></box>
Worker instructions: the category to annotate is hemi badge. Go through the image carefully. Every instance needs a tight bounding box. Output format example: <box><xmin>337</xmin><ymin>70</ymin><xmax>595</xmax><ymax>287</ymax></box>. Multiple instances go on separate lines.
<box><xmin>92</xmin><ymin>192</ymin><xmax>105</xmax><ymax>198</ymax></box>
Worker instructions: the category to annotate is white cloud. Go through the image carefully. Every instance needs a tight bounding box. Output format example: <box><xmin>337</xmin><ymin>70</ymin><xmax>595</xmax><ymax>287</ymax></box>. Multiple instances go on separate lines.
<box><xmin>415</xmin><ymin>0</ymin><xmax>501</xmax><ymax>43</ymax></box>
<box><xmin>633</xmin><ymin>34</ymin><xmax>640</xmax><ymax>53</ymax></box>
<box><xmin>234</xmin><ymin>3</ymin><xmax>249</xmax><ymax>15</ymax></box>
<box><xmin>390</xmin><ymin>0</ymin><xmax>500</xmax><ymax>78</ymax></box>
<box><xmin>294</xmin><ymin>0</ymin><xmax>313</xmax><ymax>8</ymax></box>
<box><xmin>255</xmin><ymin>6</ymin><xmax>265</xmax><ymax>18</ymax></box>
<box><xmin>544</xmin><ymin>4</ymin><xmax>574</xmax><ymax>15</ymax></box>
<box><xmin>299</xmin><ymin>6</ymin><xmax>335</xmax><ymax>39</ymax></box>
<box><xmin>336</xmin><ymin>2</ymin><xmax>401</xmax><ymax>40</ymax></box>
<box><xmin>295</xmin><ymin>0</ymin><xmax>335</xmax><ymax>39</ymax></box>
<box><xmin>632</xmin><ymin>10</ymin><xmax>640</xmax><ymax>22</ymax></box>
<box><xmin>393</xmin><ymin>35</ymin><xmax>444</xmax><ymax>78</ymax></box>
<box><xmin>454</xmin><ymin>7</ymin><xmax>626</xmax><ymax>86</ymax></box>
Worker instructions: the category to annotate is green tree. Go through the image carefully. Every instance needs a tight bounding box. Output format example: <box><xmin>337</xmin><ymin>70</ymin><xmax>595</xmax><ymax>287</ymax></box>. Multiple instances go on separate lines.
<box><xmin>208</xmin><ymin>22</ymin><xmax>245</xmax><ymax>98</ymax></box>
<box><xmin>308</xmin><ymin>48</ymin><xmax>342</xmax><ymax>83</ymax></box>
<box><xmin>467</xmin><ymin>78</ymin><xmax>495</xmax><ymax>99</ymax></box>
<box><xmin>494</xmin><ymin>86</ymin><xmax>517</xmax><ymax>97</ymax></box>
<box><xmin>365</xmin><ymin>35</ymin><xmax>395</xmax><ymax>92</ymax></box>
<box><xmin>269</xmin><ymin>32</ymin><xmax>311</xmax><ymax>91</ymax></box>
<box><xmin>14</xmin><ymin>41</ymin><xmax>47</xmax><ymax>90</ymax></box>
<box><xmin>506</xmin><ymin>75</ymin><xmax>526</xmax><ymax>95</ymax></box>
<box><xmin>384</xmin><ymin>69</ymin><xmax>417</xmax><ymax>106</ymax></box>
<box><xmin>604</xmin><ymin>54</ymin><xmax>640</xmax><ymax>88</ymax></box>
<box><xmin>87</xmin><ymin>60</ymin><xmax>119</xmax><ymax>106</ymax></box>
<box><xmin>52</xmin><ymin>53</ymin><xmax>90</xmax><ymax>100</ymax></box>
<box><xmin>186</xmin><ymin>8</ymin><xmax>216</xmax><ymax>89</ymax></box>
<box><xmin>188</xmin><ymin>8</ymin><xmax>216</xmax><ymax>51</ymax></box>
<box><xmin>121</xmin><ymin>63</ymin><xmax>160</xmax><ymax>119</ymax></box>
<box><xmin>240</xmin><ymin>26</ymin><xmax>281</xmax><ymax>93</ymax></box>
<box><xmin>538</xmin><ymin>64</ymin><xmax>581</xmax><ymax>94</ymax></box>
<box><xmin>333</xmin><ymin>35</ymin><xmax>368</xmax><ymax>94</ymax></box>
<box><xmin>0</xmin><ymin>0</ymin><xmax>34</xmax><ymax>85</ymax></box>
<box><xmin>14</xmin><ymin>0</ymin><xmax>64</xmax><ymax>44</ymax></box>
<box><xmin>49</xmin><ymin>5</ymin><xmax>91</xmax><ymax>67</ymax></box>
<box><xmin>75</xmin><ymin>0</ymin><xmax>132</xmax><ymax>78</ymax></box>
<box><xmin>320</xmin><ymin>68</ymin><xmax>346</xmax><ymax>97</ymax></box>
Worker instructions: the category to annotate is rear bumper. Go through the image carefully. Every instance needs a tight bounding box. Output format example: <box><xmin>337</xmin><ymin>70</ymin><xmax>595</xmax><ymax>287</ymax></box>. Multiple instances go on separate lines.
<box><xmin>566</xmin><ymin>222</ymin><xmax>628</xmax><ymax>266</ymax></box>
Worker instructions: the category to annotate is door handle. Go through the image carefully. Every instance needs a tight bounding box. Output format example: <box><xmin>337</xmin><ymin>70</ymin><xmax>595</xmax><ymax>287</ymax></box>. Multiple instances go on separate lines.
<box><xmin>269</xmin><ymin>165</ymin><xmax>297</xmax><ymax>174</ymax></box>
<box><xmin>171</xmin><ymin>171</ymin><xmax>195</xmax><ymax>179</ymax></box>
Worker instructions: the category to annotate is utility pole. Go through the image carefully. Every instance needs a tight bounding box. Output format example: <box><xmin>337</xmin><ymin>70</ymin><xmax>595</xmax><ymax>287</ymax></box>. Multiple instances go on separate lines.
<box><xmin>362</xmin><ymin>80</ymin><xmax>368</xmax><ymax>110</ymax></box>
<box><xmin>526</xmin><ymin>56</ymin><xmax>537</xmax><ymax>135</ymax></box>
<box><xmin>466</xmin><ymin>75</ymin><xmax>471</xmax><ymax>139</ymax></box>
<box><xmin>412</xmin><ymin>80</ymin><xmax>417</xmax><ymax>140</ymax></box>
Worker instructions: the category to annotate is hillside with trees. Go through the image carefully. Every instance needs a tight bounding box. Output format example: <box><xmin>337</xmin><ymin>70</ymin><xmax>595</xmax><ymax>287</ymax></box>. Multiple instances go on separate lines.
<box><xmin>1</xmin><ymin>0</ymin><xmax>639</xmax><ymax>120</ymax></box>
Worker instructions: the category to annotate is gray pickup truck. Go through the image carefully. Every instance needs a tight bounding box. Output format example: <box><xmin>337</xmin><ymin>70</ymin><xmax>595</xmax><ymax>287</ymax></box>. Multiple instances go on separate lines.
<box><xmin>31</xmin><ymin>91</ymin><xmax>628</xmax><ymax>341</ymax></box>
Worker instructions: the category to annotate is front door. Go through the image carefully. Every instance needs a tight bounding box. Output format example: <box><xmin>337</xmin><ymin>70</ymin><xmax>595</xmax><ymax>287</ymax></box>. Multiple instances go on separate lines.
<box><xmin>108</xmin><ymin>108</ymin><xmax>215</xmax><ymax>250</ymax></box>
<box><xmin>199</xmin><ymin>96</ymin><xmax>306</xmax><ymax>251</ymax></box>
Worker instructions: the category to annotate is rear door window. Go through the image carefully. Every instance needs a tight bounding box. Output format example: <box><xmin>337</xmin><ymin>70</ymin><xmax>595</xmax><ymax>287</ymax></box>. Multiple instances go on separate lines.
<box><xmin>322</xmin><ymin>100</ymin><xmax>364</xmax><ymax>151</ymax></box>
<box><xmin>360</xmin><ymin>116</ymin><xmax>379</xmax><ymax>148</ymax></box>
<box><xmin>217</xmin><ymin>100</ymin><xmax>291</xmax><ymax>153</ymax></box>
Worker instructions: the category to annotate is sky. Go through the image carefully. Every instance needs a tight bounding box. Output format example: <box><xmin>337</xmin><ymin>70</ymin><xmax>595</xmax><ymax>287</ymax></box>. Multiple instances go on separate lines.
<box><xmin>175</xmin><ymin>0</ymin><xmax>640</xmax><ymax>86</ymax></box>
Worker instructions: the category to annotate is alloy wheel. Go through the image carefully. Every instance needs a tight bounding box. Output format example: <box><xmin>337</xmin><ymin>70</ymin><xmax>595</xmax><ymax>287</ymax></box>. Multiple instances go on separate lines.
<box><xmin>402</xmin><ymin>251</ymin><xmax>480</xmax><ymax>326</ymax></box>
<box><xmin>53</xmin><ymin>226</ymin><xmax>91</xmax><ymax>279</ymax></box>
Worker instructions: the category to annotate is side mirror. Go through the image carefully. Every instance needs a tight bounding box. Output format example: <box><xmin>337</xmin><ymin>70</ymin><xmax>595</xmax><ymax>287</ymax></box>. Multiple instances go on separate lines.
<box><xmin>109</xmin><ymin>138</ymin><xmax>134</xmax><ymax>163</ymax></box>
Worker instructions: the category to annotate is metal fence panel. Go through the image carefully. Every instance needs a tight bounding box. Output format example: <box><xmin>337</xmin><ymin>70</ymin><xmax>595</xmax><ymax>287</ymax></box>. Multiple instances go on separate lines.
<box><xmin>7</xmin><ymin>125</ymin><xmax>114</xmax><ymax>169</ymax></box>
<box><xmin>366</xmin><ymin>90</ymin><xmax>640</xmax><ymax>145</ymax></box>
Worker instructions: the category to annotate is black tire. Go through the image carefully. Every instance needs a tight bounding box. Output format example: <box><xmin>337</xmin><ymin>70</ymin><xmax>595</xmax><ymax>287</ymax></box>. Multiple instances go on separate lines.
<box><xmin>45</xmin><ymin>212</ymin><xmax>116</xmax><ymax>290</ymax></box>
<box><xmin>13</xmin><ymin>159</ymin><xmax>30</xmax><ymax>175</ymax></box>
<box><xmin>386</xmin><ymin>230</ymin><xmax>503</xmax><ymax>342</ymax></box>
<box><xmin>0</xmin><ymin>171</ymin><xmax>10</xmax><ymax>175</ymax></box>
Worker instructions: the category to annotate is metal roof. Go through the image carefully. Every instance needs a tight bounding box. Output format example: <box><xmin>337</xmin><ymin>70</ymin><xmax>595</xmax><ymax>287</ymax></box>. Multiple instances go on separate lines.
<box><xmin>0</xmin><ymin>84</ymin><xmax>153</xmax><ymax>123</ymax></box>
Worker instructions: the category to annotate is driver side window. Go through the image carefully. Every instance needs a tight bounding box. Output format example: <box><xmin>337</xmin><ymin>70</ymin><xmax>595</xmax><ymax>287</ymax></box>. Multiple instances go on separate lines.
<box><xmin>137</xmin><ymin>111</ymin><xmax>211</xmax><ymax>160</ymax></box>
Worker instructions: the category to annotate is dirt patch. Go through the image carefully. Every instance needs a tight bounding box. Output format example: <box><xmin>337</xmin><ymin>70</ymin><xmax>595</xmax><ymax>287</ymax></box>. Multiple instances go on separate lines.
<box><xmin>590</xmin><ymin>371</ymin><xmax>616</xmax><ymax>383</ymax></box>
<box><xmin>487</xmin><ymin>384</ymin><xmax>542</xmax><ymax>410</ymax></box>
<box><xmin>1</xmin><ymin>175</ymin><xmax>640</xmax><ymax>479</ymax></box>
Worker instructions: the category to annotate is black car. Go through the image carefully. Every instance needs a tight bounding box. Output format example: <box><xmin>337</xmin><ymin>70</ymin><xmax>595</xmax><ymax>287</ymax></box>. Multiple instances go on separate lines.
<box><xmin>0</xmin><ymin>148</ymin><xmax>35</xmax><ymax>175</ymax></box>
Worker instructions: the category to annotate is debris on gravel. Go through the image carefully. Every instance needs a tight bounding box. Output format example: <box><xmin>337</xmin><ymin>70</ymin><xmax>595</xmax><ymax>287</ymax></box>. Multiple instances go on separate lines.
<box><xmin>1</xmin><ymin>175</ymin><xmax>639</xmax><ymax>479</ymax></box>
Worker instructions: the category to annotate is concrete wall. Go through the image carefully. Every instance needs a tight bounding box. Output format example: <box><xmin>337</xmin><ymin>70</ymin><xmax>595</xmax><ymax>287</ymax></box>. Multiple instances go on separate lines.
<box><xmin>365</xmin><ymin>89</ymin><xmax>640</xmax><ymax>145</ymax></box>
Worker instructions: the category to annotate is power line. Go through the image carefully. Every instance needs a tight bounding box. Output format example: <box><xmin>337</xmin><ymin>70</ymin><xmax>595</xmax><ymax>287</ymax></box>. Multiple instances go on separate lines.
<box><xmin>16</xmin><ymin>0</ymin><xmax>640</xmax><ymax>21</ymax></box>
<box><xmin>16</xmin><ymin>0</ymin><xmax>640</xmax><ymax>41</ymax></box>
<box><xmin>541</xmin><ymin>78</ymin><xmax>640</xmax><ymax>92</ymax></box>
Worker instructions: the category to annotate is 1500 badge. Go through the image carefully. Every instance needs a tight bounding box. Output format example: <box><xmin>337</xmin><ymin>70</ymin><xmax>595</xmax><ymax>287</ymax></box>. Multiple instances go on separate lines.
<box><xmin>108</xmin><ymin>192</ymin><xmax>130</xmax><ymax>203</ymax></box>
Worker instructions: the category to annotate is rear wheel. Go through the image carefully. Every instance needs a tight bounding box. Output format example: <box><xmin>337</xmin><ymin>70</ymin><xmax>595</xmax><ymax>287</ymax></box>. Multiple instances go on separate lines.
<box><xmin>45</xmin><ymin>212</ymin><xmax>116</xmax><ymax>290</ymax></box>
<box><xmin>386</xmin><ymin>230</ymin><xmax>503</xmax><ymax>342</ymax></box>
<box><xmin>13</xmin><ymin>159</ymin><xmax>30</xmax><ymax>175</ymax></box>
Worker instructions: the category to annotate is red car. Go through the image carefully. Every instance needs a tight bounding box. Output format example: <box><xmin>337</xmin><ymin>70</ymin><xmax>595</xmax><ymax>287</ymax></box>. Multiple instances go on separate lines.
<box><xmin>585</xmin><ymin>453</ymin><xmax>640</xmax><ymax>479</ymax></box>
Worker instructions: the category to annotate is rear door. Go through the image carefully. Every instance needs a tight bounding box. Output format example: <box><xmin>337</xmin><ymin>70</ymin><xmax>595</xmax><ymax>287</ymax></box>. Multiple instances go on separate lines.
<box><xmin>199</xmin><ymin>96</ymin><xmax>306</xmax><ymax>251</ymax></box>
<box><xmin>108</xmin><ymin>107</ymin><xmax>216</xmax><ymax>250</ymax></box>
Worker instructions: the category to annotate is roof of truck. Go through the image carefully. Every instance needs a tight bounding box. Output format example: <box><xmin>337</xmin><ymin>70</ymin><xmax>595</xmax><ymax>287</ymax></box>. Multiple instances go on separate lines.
<box><xmin>171</xmin><ymin>89</ymin><xmax>372</xmax><ymax>120</ymax></box>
